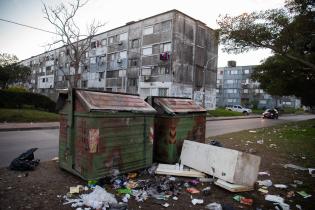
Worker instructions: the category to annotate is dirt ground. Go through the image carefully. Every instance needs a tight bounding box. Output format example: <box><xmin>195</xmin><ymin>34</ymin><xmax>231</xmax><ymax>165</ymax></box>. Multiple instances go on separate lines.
<box><xmin>1</xmin><ymin>125</ymin><xmax>315</xmax><ymax>210</ymax></box>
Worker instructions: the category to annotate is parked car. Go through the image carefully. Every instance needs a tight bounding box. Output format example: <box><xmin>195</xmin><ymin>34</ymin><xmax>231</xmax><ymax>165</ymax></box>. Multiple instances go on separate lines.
<box><xmin>225</xmin><ymin>105</ymin><xmax>252</xmax><ymax>115</ymax></box>
<box><xmin>262</xmin><ymin>109</ymin><xmax>279</xmax><ymax>119</ymax></box>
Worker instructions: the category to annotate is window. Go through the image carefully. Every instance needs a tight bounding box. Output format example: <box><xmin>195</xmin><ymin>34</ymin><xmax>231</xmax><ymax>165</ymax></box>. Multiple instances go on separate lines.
<box><xmin>99</xmin><ymin>72</ymin><xmax>104</xmax><ymax>79</ymax></box>
<box><xmin>227</xmin><ymin>98</ymin><xmax>237</xmax><ymax>103</ymax></box>
<box><xmin>231</xmin><ymin>70</ymin><xmax>238</xmax><ymax>74</ymax></box>
<box><xmin>159</xmin><ymin>88</ymin><xmax>168</xmax><ymax>96</ymax></box>
<box><xmin>142</xmin><ymin>67</ymin><xmax>151</xmax><ymax>76</ymax></box>
<box><xmin>82</xmin><ymin>80</ymin><xmax>87</xmax><ymax>88</ymax></box>
<box><xmin>131</xmin><ymin>39</ymin><xmax>139</xmax><ymax>48</ymax></box>
<box><xmin>99</xmin><ymin>56</ymin><xmax>106</xmax><ymax>64</ymax></box>
<box><xmin>108</xmin><ymin>36</ymin><xmax>114</xmax><ymax>44</ymax></box>
<box><xmin>161</xmin><ymin>42</ymin><xmax>171</xmax><ymax>52</ymax></box>
<box><xmin>220</xmin><ymin>71</ymin><xmax>223</xmax><ymax>75</ymax></box>
<box><xmin>227</xmin><ymin>89</ymin><xmax>237</xmax><ymax>93</ymax></box>
<box><xmin>90</xmin><ymin>57</ymin><xmax>96</xmax><ymax>64</ymax></box>
<box><xmin>161</xmin><ymin>21</ymin><xmax>171</xmax><ymax>32</ymax></box>
<box><xmin>109</xmin><ymin>53</ymin><xmax>116</xmax><ymax>61</ymax></box>
<box><xmin>129</xmin><ymin>58</ymin><xmax>139</xmax><ymax>67</ymax></box>
<box><xmin>60</xmin><ymin>51</ymin><xmax>65</xmax><ymax>57</ymax></box>
<box><xmin>255</xmin><ymin>89</ymin><xmax>260</xmax><ymax>93</ymax></box>
<box><xmin>129</xmin><ymin>79</ymin><xmax>137</xmax><ymax>86</ymax></box>
<box><xmin>244</xmin><ymin>69</ymin><xmax>250</xmax><ymax>74</ymax></box>
<box><xmin>42</xmin><ymin>78</ymin><xmax>45</xmax><ymax>83</ymax></box>
<box><xmin>142</xmin><ymin>47</ymin><xmax>152</xmax><ymax>56</ymax></box>
<box><xmin>46</xmin><ymin>66</ymin><xmax>51</xmax><ymax>71</ymax></box>
<box><xmin>143</xmin><ymin>26</ymin><xmax>153</xmax><ymax>35</ymax></box>
<box><xmin>101</xmin><ymin>39</ymin><xmax>107</xmax><ymax>46</ymax></box>
<box><xmin>90</xmin><ymin>41</ymin><xmax>96</xmax><ymax>48</ymax></box>
<box><xmin>243</xmin><ymin>89</ymin><xmax>249</xmax><ymax>93</ymax></box>
<box><xmin>284</xmin><ymin>101</ymin><xmax>292</xmax><ymax>105</ymax></box>
<box><xmin>119</xmin><ymin>51</ymin><xmax>127</xmax><ymax>59</ymax></box>
<box><xmin>119</xmin><ymin>32</ymin><xmax>128</xmax><ymax>41</ymax></box>
<box><xmin>119</xmin><ymin>70</ymin><xmax>126</xmax><ymax>77</ymax></box>
<box><xmin>226</xmin><ymin>80</ymin><xmax>234</xmax><ymax>84</ymax></box>
<box><xmin>259</xmin><ymin>89</ymin><xmax>264</xmax><ymax>93</ymax></box>
<box><xmin>260</xmin><ymin>100</ymin><xmax>267</xmax><ymax>104</ymax></box>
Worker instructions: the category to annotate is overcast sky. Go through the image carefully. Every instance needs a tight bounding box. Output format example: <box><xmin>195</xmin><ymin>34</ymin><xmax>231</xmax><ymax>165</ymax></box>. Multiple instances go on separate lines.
<box><xmin>0</xmin><ymin>0</ymin><xmax>284</xmax><ymax>67</ymax></box>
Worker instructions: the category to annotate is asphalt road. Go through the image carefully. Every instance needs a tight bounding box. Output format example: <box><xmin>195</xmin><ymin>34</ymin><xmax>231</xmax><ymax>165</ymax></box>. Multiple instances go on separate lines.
<box><xmin>0</xmin><ymin>114</ymin><xmax>314</xmax><ymax>168</ymax></box>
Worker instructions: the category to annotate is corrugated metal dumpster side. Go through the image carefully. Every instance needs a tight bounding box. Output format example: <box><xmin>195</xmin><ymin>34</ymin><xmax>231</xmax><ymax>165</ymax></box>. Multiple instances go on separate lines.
<box><xmin>147</xmin><ymin>97</ymin><xmax>206</xmax><ymax>164</ymax></box>
<box><xmin>58</xmin><ymin>89</ymin><xmax>155</xmax><ymax>180</ymax></box>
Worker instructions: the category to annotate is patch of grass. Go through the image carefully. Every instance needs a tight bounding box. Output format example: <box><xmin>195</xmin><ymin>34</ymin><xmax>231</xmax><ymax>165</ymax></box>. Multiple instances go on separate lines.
<box><xmin>210</xmin><ymin>119</ymin><xmax>315</xmax><ymax>168</ymax></box>
<box><xmin>0</xmin><ymin>108</ymin><xmax>59</xmax><ymax>122</ymax></box>
<box><xmin>252</xmin><ymin>109</ymin><xmax>264</xmax><ymax>114</ymax></box>
<box><xmin>207</xmin><ymin>108</ymin><xmax>244</xmax><ymax>117</ymax></box>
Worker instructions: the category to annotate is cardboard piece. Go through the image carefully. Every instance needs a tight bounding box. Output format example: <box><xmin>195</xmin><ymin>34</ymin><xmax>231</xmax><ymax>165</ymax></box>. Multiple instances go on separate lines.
<box><xmin>215</xmin><ymin>179</ymin><xmax>253</xmax><ymax>192</ymax></box>
<box><xmin>155</xmin><ymin>163</ymin><xmax>206</xmax><ymax>178</ymax></box>
<box><xmin>180</xmin><ymin>140</ymin><xmax>261</xmax><ymax>186</ymax></box>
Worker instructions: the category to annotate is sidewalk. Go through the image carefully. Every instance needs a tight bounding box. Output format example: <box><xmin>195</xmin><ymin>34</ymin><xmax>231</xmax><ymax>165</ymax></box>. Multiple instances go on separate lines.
<box><xmin>206</xmin><ymin>114</ymin><xmax>261</xmax><ymax>121</ymax></box>
<box><xmin>0</xmin><ymin>122</ymin><xmax>60</xmax><ymax>132</ymax></box>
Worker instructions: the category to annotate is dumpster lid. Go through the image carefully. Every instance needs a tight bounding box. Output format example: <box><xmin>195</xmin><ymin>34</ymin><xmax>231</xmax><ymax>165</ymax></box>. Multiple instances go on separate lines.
<box><xmin>152</xmin><ymin>97</ymin><xmax>206</xmax><ymax>114</ymax></box>
<box><xmin>76</xmin><ymin>90</ymin><xmax>156</xmax><ymax>113</ymax></box>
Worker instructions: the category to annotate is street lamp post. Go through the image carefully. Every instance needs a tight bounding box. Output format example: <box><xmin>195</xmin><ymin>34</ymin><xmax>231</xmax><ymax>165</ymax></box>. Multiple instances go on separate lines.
<box><xmin>202</xmin><ymin>56</ymin><xmax>217</xmax><ymax>108</ymax></box>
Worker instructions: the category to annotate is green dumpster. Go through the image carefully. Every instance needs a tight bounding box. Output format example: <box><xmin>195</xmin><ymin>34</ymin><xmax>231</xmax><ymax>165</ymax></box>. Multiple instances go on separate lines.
<box><xmin>58</xmin><ymin>89</ymin><xmax>156</xmax><ymax>180</ymax></box>
<box><xmin>146</xmin><ymin>97</ymin><xmax>206</xmax><ymax>164</ymax></box>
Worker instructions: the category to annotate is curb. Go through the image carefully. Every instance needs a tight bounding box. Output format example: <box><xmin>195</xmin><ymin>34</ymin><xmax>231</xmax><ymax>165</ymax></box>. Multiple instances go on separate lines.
<box><xmin>206</xmin><ymin>115</ymin><xmax>261</xmax><ymax>121</ymax></box>
<box><xmin>0</xmin><ymin>126</ymin><xmax>60</xmax><ymax>132</ymax></box>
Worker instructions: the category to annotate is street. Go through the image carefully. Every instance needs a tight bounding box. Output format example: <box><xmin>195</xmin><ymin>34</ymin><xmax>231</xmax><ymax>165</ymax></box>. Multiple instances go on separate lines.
<box><xmin>0</xmin><ymin>114</ymin><xmax>314</xmax><ymax>168</ymax></box>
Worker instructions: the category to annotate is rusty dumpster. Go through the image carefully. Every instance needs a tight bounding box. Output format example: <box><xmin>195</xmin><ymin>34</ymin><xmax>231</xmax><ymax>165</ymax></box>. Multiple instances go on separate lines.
<box><xmin>146</xmin><ymin>97</ymin><xmax>206</xmax><ymax>164</ymax></box>
<box><xmin>58</xmin><ymin>89</ymin><xmax>156</xmax><ymax>180</ymax></box>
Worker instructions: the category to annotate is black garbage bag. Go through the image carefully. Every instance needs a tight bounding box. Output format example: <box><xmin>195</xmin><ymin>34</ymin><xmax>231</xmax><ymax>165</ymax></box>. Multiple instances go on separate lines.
<box><xmin>9</xmin><ymin>148</ymin><xmax>40</xmax><ymax>171</ymax></box>
<box><xmin>209</xmin><ymin>140</ymin><xmax>223</xmax><ymax>147</ymax></box>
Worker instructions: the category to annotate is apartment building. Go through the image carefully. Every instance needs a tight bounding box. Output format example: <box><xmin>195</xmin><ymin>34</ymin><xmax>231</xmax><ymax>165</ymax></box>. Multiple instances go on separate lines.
<box><xmin>21</xmin><ymin>9</ymin><xmax>219</xmax><ymax>109</ymax></box>
<box><xmin>216</xmin><ymin>61</ymin><xmax>301</xmax><ymax>109</ymax></box>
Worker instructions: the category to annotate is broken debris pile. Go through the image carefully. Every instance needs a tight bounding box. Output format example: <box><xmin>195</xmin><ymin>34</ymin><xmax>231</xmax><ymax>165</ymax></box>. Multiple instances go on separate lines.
<box><xmin>9</xmin><ymin>148</ymin><xmax>40</xmax><ymax>171</ymax></box>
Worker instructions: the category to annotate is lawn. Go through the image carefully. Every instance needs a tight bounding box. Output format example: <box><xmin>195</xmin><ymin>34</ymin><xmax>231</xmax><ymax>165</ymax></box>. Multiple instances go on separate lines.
<box><xmin>207</xmin><ymin>108</ymin><xmax>244</xmax><ymax>117</ymax></box>
<box><xmin>209</xmin><ymin>119</ymin><xmax>315</xmax><ymax>168</ymax></box>
<box><xmin>0</xmin><ymin>108</ymin><xmax>59</xmax><ymax>122</ymax></box>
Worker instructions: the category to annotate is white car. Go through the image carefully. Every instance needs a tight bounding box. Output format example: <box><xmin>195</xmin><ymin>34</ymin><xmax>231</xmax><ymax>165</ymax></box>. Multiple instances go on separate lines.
<box><xmin>225</xmin><ymin>105</ymin><xmax>252</xmax><ymax>115</ymax></box>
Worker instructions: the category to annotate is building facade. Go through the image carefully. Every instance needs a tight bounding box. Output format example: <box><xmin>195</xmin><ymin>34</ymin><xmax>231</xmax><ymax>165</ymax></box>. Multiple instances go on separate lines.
<box><xmin>216</xmin><ymin>61</ymin><xmax>301</xmax><ymax>109</ymax></box>
<box><xmin>21</xmin><ymin>10</ymin><xmax>219</xmax><ymax>109</ymax></box>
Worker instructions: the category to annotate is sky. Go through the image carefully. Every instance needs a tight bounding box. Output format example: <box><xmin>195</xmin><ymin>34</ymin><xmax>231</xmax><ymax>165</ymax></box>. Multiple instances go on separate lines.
<box><xmin>0</xmin><ymin>0</ymin><xmax>285</xmax><ymax>67</ymax></box>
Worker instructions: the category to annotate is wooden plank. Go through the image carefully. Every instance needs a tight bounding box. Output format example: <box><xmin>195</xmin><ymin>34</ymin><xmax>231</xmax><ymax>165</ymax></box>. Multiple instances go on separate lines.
<box><xmin>180</xmin><ymin>140</ymin><xmax>261</xmax><ymax>186</ymax></box>
<box><xmin>155</xmin><ymin>163</ymin><xmax>206</xmax><ymax>178</ymax></box>
<box><xmin>214</xmin><ymin>179</ymin><xmax>253</xmax><ymax>192</ymax></box>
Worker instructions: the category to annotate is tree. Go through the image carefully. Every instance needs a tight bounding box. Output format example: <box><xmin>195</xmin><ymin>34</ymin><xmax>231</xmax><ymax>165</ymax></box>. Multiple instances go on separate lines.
<box><xmin>42</xmin><ymin>0</ymin><xmax>104</xmax><ymax>88</ymax></box>
<box><xmin>0</xmin><ymin>53</ymin><xmax>31</xmax><ymax>89</ymax></box>
<box><xmin>217</xmin><ymin>0</ymin><xmax>315</xmax><ymax>107</ymax></box>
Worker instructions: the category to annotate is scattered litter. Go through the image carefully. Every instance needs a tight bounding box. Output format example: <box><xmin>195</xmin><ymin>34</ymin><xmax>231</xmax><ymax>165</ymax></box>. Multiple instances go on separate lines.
<box><xmin>172</xmin><ymin>196</ymin><xmax>178</xmax><ymax>200</ymax></box>
<box><xmin>202</xmin><ymin>186</ymin><xmax>211</xmax><ymax>196</ymax></box>
<box><xmin>209</xmin><ymin>140</ymin><xmax>223</xmax><ymax>147</ymax></box>
<box><xmin>87</xmin><ymin>180</ymin><xmax>97</xmax><ymax>188</ymax></box>
<box><xmin>189</xmin><ymin>179</ymin><xmax>199</xmax><ymax>186</ymax></box>
<box><xmin>199</xmin><ymin>177</ymin><xmax>214</xmax><ymax>183</ymax></box>
<box><xmin>51</xmin><ymin>157</ymin><xmax>59</xmax><ymax>161</ymax></box>
<box><xmin>293</xmin><ymin>180</ymin><xmax>303</xmax><ymax>185</ymax></box>
<box><xmin>265</xmin><ymin>194</ymin><xmax>284</xmax><ymax>203</ymax></box>
<box><xmin>257</xmin><ymin>139</ymin><xmax>264</xmax><ymax>144</ymax></box>
<box><xmin>249</xmin><ymin>130</ymin><xmax>257</xmax><ymax>133</ymax></box>
<box><xmin>191</xmin><ymin>198</ymin><xmax>204</xmax><ymax>205</ymax></box>
<box><xmin>168</xmin><ymin>176</ymin><xmax>176</xmax><ymax>181</ymax></box>
<box><xmin>117</xmin><ymin>188</ymin><xmax>132</xmax><ymax>195</ymax></box>
<box><xmin>233</xmin><ymin>195</ymin><xmax>253</xmax><ymax>206</ymax></box>
<box><xmin>186</xmin><ymin>187</ymin><xmax>200</xmax><ymax>194</ymax></box>
<box><xmin>122</xmin><ymin>194</ymin><xmax>130</xmax><ymax>203</ymax></box>
<box><xmin>205</xmin><ymin>202</ymin><xmax>222</xmax><ymax>210</ymax></box>
<box><xmin>274</xmin><ymin>184</ymin><xmax>288</xmax><ymax>189</ymax></box>
<box><xmin>257</xmin><ymin>180</ymin><xmax>272</xmax><ymax>187</ymax></box>
<box><xmin>155</xmin><ymin>163</ymin><xmax>206</xmax><ymax>178</ymax></box>
<box><xmin>269</xmin><ymin>144</ymin><xmax>277</xmax><ymax>148</ymax></box>
<box><xmin>297</xmin><ymin>191</ymin><xmax>312</xmax><ymax>198</ymax></box>
<box><xmin>127</xmin><ymin>172</ymin><xmax>137</xmax><ymax>179</ymax></box>
<box><xmin>70</xmin><ymin>186</ymin><xmax>82</xmax><ymax>194</ymax></box>
<box><xmin>162</xmin><ymin>202</ymin><xmax>169</xmax><ymax>208</ymax></box>
<box><xmin>258</xmin><ymin>171</ymin><xmax>270</xmax><ymax>176</ymax></box>
<box><xmin>308</xmin><ymin>168</ymin><xmax>315</xmax><ymax>177</ymax></box>
<box><xmin>296</xmin><ymin>204</ymin><xmax>302</xmax><ymax>210</ymax></box>
<box><xmin>258</xmin><ymin>188</ymin><xmax>268</xmax><ymax>194</ymax></box>
<box><xmin>284</xmin><ymin>164</ymin><xmax>307</xmax><ymax>171</ymax></box>
<box><xmin>286</xmin><ymin>191</ymin><xmax>295</xmax><ymax>198</ymax></box>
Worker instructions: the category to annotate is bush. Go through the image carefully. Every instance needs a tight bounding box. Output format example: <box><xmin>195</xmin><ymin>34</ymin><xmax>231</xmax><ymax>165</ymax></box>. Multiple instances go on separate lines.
<box><xmin>0</xmin><ymin>90</ymin><xmax>56</xmax><ymax>112</ymax></box>
<box><xmin>6</xmin><ymin>86</ymin><xmax>28</xmax><ymax>93</ymax></box>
